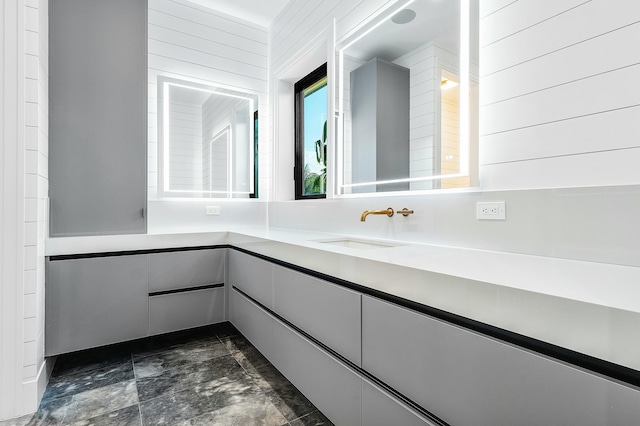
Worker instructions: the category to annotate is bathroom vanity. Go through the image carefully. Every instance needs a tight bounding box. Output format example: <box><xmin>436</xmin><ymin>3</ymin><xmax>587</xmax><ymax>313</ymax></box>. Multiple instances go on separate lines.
<box><xmin>45</xmin><ymin>228</ymin><xmax>640</xmax><ymax>426</ymax></box>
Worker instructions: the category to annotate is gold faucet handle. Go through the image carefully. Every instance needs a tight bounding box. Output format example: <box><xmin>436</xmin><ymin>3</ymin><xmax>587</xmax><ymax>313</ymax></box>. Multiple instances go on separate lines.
<box><xmin>398</xmin><ymin>208</ymin><xmax>414</xmax><ymax>217</ymax></box>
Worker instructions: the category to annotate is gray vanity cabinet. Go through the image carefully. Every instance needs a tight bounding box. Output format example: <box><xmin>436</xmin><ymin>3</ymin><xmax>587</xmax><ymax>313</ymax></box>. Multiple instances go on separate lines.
<box><xmin>46</xmin><ymin>255</ymin><xmax>148</xmax><ymax>356</ymax></box>
<box><xmin>272</xmin><ymin>267</ymin><xmax>362</xmax><ymax>366</ymax></box>
<box><xmin>361</xmin><ymin>380</ymin><xmax>438</xmax><ymax>426</ymax></box>
<box><xmin>148</xmin><ymin>289</ymin><xmax>224</xmax><ymax>336</ymax></box>
<box><xmin>230</xmin><ymin>287</ymin><xmax>362</xmax><ymax>426</ymax></box>
<box><xmin>148</xmin><ymin>249</ymin><xmax>225</xmax><ymax>292</ymax></box>
<box><xmin>148</xmin><ymin>249</ymin><xmax>226</xmax><ymax>335</ymax></box>
<box><xmin>361</xmin><ymin>295</ymin><xmax>639</xmax><ymax>426</ymax></box>
<box><xmin>229</xmin><ymin>286</ymin><xmax>275</xmax><ymax>362</ymax></box>
<box><xmin>46</xmin><ymin>248</ymin><xmax>228</xmax><ymax>355</ymax></box>
<box><xmin>229</xmin><ymin>251</ymin><xmax>274</xmax><ymax>308</ymax></box>
<box><xmin>270</xmin><ymin>318</ymin><xmax>362</xmax><ymax>426</ymax></box>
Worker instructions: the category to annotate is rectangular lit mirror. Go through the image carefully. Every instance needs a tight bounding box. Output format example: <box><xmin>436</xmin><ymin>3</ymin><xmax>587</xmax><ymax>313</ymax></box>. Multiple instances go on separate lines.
<box><xmin>157</xmin><ymin>77</ymin><xmax>258</xmax><ymax>198</ymax></box>
<box><xmin>336</xmin><ymin>0</ymin><xmax>479</xmax><ymax>194</ymax></box>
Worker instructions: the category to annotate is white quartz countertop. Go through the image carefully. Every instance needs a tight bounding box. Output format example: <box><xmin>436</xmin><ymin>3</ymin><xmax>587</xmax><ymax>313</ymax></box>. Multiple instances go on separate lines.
<box><xmin>45</xmin><ymin>226</ymin><xmax>640</xmax><ymax>370</ymax></box>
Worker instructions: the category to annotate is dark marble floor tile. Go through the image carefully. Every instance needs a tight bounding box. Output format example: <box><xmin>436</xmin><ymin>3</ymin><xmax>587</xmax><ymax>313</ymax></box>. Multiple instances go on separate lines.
<box><xmin>52</xmin><ymin>344</ymin><xmax>132</xmax><ymax>379</ymax></box>
<box><xmin>175</xmin><ymin>395</ymin><xmax>288</xmax><ymax>426</ymax></box>
<box><xmin>265</xmin><ymin>384</ymin><xmax>317</xmax><ymax>422</ymax></box>
<box><xmin>0</xmin><ymin>414</ymin><xmax>32</xmax><ymax>426</ymax></box>
<box><xmin>66</xmin><ymin>404</ymin><xmax>141</xmax><ymax>426</ymax></box>
<box><xmin>139</xmin><ymin>372</ymin><xmax>262</xmax><ymax>425</ymax></box>
<box><xmin>61</xmin><ymin>381</ymin><xmax>138</xmax><ymax>424</ymax></box>
<box><xmin>25</xmin><ymin>394</ymin><xmax>72</xmax><ymax>426</ymax></box>
<box><xmin>249</xmin><ymin>363</ymin><xmax>294</xmax><ymax>393</ymax></box>
<box><xmin>136</xmin><ymin>355</ymin><xmax>245</xmax><ymax>402</ymax></box>
<box><xmin>221</xmin><ymin>334</ymin><xmax>271</xmax><ymax>369</ymax></box>
<box><xmin>43</xmin><ymin>361</ymin><xmax>134</xmax><ymax>401</ymax></box>
<box><xmin>289</xmin><ymin>411</ymin><xmax>334</xmax><ymax>426</ymax></box>
<box><xmin>232</xmin><ymin>346</ymin><xmax>270</xmax><ymax>372</ymax></box>
<box><xmin>133</xmin><ymin>340</ymin><xmax>230</xmax><ymax>379</ymax></box>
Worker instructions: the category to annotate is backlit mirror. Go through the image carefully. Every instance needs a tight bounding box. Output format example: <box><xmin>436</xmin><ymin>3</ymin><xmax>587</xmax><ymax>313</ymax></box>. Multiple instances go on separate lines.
<box><xmin>157</xmin><ymin>77</ymin><xmax>258</xmax><ymax>198</ymax></box>
<box><xmin>336</xmin><ymin>0</ymin><xmax>479</xmax><ymax>194</ymax></box>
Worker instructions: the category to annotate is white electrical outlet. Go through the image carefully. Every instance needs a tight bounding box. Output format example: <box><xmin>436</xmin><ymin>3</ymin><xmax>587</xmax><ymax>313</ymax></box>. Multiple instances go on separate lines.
<box><xmin>476</xmin><ymin>201</ymin><xmax>506</xmax><ymax>220</ymax></box>
<box><xmin>205</xmin><ymin>206</ymin><xmax>221</xmax><ymax>216</ymax></box>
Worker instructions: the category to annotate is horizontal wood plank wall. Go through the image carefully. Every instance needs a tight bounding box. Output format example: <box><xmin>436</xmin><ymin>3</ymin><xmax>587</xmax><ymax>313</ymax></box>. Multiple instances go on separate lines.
<box><xmin>168</xmin><ymin>101</ymin><xmax>203</xmax><ymax>191</ymax></box>
<box><xmin>148</xmin><ymin>0</ymin><xmax>269</xmax><ymax>200</ymax></box>
<box><xmin>202</xmin><ymin>96</ymin><xmax>236</xmax><ymax>194</ymax></box>
<box><xmin>479</xmin><ymin>0</ymin><xmax>640</xmax><ymax>189</ymax></box>
<box><xmin>273</xmin><ymin>0</ymin><xmax>640</xmax><ymax>192</ymax></box>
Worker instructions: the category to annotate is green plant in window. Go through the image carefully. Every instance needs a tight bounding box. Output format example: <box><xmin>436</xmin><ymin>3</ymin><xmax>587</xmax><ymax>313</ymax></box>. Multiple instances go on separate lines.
<box><xmin>304</xmin><ymin>120</ymin><xmax>327</xmax><ymax>194</ymax></box>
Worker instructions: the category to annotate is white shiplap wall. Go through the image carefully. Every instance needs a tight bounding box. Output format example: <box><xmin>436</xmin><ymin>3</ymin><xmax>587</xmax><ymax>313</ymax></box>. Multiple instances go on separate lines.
<box><xmin>148</xmin><ymin>0</ymin><xmax>269</xmax><ymax>200</ymax></box>
<box><xmin>1</xmin><ymin>0</ymin><xmax>49</xmax><ymax>420</ymax></box>
<box><xmin>202</xmin><ymin>95</ymin><xmax>236</xmax><ymax>195</ymax></box>
<box><xmin>479</xmin><ymin>0</ymin><xmax>640</xmax><ymax>189</ymax></box>
<box><xmin>272</xmin><ymin>0</ymin><xmax>640</xmax><ymax>195</ymax></box>
<box><xmin>167</xmin><ymin>100</ymin><xmax>203</xmax><ymax>192</ymax></box>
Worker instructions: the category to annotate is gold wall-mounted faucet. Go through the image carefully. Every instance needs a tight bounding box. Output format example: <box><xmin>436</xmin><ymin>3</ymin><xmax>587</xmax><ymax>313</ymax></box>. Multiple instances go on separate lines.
<box><xmin>361</xmin><ymin>208</ymin><xmax>394</xmax><ymax>222</ymax></box>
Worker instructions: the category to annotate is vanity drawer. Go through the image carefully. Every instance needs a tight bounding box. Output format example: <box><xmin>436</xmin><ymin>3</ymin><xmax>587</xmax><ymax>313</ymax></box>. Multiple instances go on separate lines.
<box><xmin>362</xmin><ymin>295</ymin><xmax>640</xmax><ymax>426</ymax></box>
<box><xmin>362</xmin><ymin>379</ymin><xmax>438</xmax><ymax>426</ymax></box>
<box><xmin>229</xmin><ymin>250</ymin><xmax>274</xmax><ymax>308</ymax></box>
<box><xmin>271</xmin><ymin>315</ymin><xmax>362</xmax><ymax>426</ymax></box>
<box><xmin>148</xmin><ymin>249</ymin><xmax>225</xmax><ymax>292</ymax></box>
<box><xmin>149</xmin><ymin>287</ymin><xmax>225</xmax><ymax>336</ymax></box>
<box><xmin>46</xmin><ymin>255</ymin><xmax>148</xmax><ymax>356</ymax></box>
<box><xmin>229</xmin><ymin>286</ymin><xmax>275</xmax><ymax>362</ymax></box>
<box><xmin>273</xmin><ymin>267</ymin><xmax>362</xmax><ymax>366</ymax></box>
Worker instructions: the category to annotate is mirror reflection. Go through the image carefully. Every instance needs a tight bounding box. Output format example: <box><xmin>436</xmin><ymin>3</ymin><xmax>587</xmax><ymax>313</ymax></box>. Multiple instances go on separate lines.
<box><xmin>158</xmin><ymin>78</ymin><xmax>258</xmax><ymax>198</ymax></box>
<box><xmin>337</xmin><ymin>0</ymin><xmax>479</xmax><ymax>194</ymax></box>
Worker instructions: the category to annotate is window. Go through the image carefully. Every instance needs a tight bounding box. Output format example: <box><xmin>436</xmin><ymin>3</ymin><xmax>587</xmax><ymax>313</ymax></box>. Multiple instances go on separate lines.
<box><xmin>294</xmin><ymin>63</ymin><xmax>328</xmax><ymax>199</ymax></box>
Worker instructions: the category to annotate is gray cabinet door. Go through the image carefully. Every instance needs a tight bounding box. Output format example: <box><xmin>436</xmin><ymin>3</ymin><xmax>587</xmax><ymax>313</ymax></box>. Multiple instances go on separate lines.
<box><xmin>229</xmin><ymin>287</ymin><xmax>274</xmax><ymax>362</ymax></box>
<box><xmin>149</xmin><ymin>249</ymin><xmax>225</xmax><ymax>292</ymax></box>
<box><xmin>149</xmin><ymin>288</ymin><xmax>225</xmax><ymax>336</ymax></box>
<box><xmin>49</xmin><ymin>0</ymin><xmax>147</xmax><ymax>236</ymax></box>
<box><xmin>362</xmin><ymin>380</ymin><xmax>437</xmax><ymax>426</ymax></box>
<box><xmin>46</xmin><ymin>255</ymin><xmax>148</xmax><ymax>356</ymax></box>
<box><xmin>362</xmin><ymin>295</ymin><xmax>640</xmax><ymax>426</ymax></box>
<box><xmin>228</xmin><ymin>251</ymin><xmax>273</xmax><ymax>308</ymax></box>
<box><xmin>271</xmin><ymin>319</ymin><xmax>362</xmax><ymax>426</ymax></box>
<box><xmin>273</xmin><ymin>267</ymin><xmax>362</xmax><ymax>366</ymax></box>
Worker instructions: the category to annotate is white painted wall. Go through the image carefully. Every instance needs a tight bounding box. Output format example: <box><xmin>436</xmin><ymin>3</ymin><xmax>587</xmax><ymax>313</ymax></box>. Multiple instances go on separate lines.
<box><xmin>147</xmin><ymin>0</ymin><xmax>269</xmax><ymax>231</ymax></box>
<box><xmin>267</xmin><ymin>0</ymin><xmax>640</xmax><ymax>267</ymax></box>
<box><xmin>1</xmin><ymin>0</ymin><xmax>49</xmax><ymax>421</ymax></box>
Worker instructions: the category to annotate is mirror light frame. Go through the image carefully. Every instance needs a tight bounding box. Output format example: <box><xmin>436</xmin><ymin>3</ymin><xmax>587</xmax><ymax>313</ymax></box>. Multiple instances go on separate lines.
<box><xmin>158</xmin><ymin>79</ymin><xmax>256</xmax><ymax>198</ymax></box>
<box><xmin>335</xmin><ymin>0</ymin><xmax>471</xmax><ymax>196</ymax></box>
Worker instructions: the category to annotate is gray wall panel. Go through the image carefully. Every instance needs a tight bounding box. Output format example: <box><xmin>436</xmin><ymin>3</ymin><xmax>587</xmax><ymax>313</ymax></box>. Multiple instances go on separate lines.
<box><xmin>49</xmin><ymin>0</ymin><xmax>147</xmax><ymax>236</ymax></box>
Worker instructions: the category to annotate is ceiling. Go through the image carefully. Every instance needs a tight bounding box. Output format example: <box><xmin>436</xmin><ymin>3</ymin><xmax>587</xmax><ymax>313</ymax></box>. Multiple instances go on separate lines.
<box><xmin>187</xmin><ymin>0</ymin><xmax>291</xmax><ymax>27</ymax></box>
<box><xmin>344</xmin><ymin>0</ymin><xmax>479</xmax><ymax>64</ymax></box>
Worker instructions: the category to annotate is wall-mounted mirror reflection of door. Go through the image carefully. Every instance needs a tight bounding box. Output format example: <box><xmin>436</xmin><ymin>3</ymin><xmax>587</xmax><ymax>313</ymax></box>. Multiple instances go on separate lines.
<box><xmin>336</xmin><ymin>0</ymin><xmax>479</xmax><ymax>195</ymax></box>
<box><xmin>157</xmin><ymin>77</ymin><xmax>258</xmax><ymax>198</ymax></box>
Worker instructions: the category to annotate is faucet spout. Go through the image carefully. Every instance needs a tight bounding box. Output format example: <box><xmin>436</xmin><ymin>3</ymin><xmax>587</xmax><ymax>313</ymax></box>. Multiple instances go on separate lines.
<box><xmin>361</xmin><ymin>208</ymin><xmax>394</xmax><ymax>222</ymax></box>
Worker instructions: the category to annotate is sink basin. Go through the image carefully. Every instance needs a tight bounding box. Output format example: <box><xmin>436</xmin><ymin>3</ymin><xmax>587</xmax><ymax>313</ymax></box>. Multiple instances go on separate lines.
<box><xmin>313</xmin><ymin>238</ymin><xmax>401</xmax><ymax>250</ymax></box>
